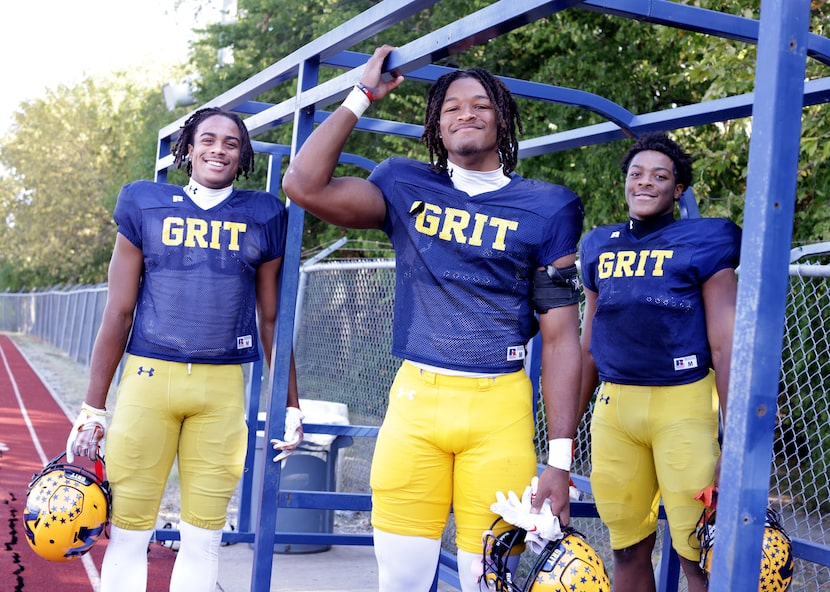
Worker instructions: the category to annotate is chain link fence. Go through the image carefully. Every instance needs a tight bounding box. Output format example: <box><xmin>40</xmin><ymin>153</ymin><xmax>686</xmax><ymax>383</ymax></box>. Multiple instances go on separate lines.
<box><xmin>2</xmin><ymin>243</ymin><xmax>829</xmax><ymax>590</ymax></box>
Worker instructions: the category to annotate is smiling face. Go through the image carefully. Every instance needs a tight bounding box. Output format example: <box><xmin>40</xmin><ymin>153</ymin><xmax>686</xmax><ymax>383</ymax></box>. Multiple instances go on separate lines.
<box><xmin>187</xmin><ymin>114</ymin><xmax>242</xmax><ymax>189</ymax></box>
<box><xmin>624</xmin><ymin>150</ymin><xmax>684</xmax><ymax>220</ymax></box>
<box><xmin>438</xmin><ymin>76</ymin><xmax>501</xmax><ymax>171</ymax></box>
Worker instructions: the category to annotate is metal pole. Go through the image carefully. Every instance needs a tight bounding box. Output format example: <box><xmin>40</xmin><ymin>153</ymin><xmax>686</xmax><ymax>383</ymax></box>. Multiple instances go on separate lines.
<box><xmin>711</xmin><ymin>2</ymin><xmax>810</xmax><ymax>591</ymax></box>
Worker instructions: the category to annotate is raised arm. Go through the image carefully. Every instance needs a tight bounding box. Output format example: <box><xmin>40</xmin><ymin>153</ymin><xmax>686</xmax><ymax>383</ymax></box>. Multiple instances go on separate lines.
<box><xmin>282</xmin><ymin>45</ymin><xmax>405</xmax><ymax>230</ymax></box>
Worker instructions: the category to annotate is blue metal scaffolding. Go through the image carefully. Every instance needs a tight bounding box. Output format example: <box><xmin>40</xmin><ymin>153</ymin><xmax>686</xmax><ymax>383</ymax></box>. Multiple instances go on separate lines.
<box><xmin>153</xmin><ymin>1</ymin><xmax>828</xmax><ymax>590</ymax></box>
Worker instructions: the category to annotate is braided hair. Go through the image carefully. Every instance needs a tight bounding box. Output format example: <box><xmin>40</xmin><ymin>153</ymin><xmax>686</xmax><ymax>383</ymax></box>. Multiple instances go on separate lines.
<box><xmin>172</xmin><ymin>107</ymin><xmax>256</xmax><ymax>180</ymax></box>
<box><xmin>620</xmin><ymin>131</ymin><xmax>693</xmax><ymax>190</ymax></box>
<box><xmin>422</xmin><ymin>68</ymin><xmax>523</xmax><ymax>176</ymax></box>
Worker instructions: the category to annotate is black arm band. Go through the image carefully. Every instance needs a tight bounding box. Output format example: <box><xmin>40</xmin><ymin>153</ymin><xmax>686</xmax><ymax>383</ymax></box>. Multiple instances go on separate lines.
<box><xmin>531</xmin><ymin>264</ymin><xmax>580</xmax><ymax>313</ymax></box>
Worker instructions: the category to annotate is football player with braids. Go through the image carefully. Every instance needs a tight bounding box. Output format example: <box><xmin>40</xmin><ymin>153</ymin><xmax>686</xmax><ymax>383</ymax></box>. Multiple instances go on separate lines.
<box><xmin>283</xmin><ymin>45</ymin><xmax>584</xmax><ymax>592</ymax></box>
<box><xmin>65</xmin><ymin>107</ymin><xmax>304</xmax><ymax>592</ymax></box>
<box><xmin>579</xmin><ymin>132</ymin><xmax>741</xmax><ymax>591</ymax></box>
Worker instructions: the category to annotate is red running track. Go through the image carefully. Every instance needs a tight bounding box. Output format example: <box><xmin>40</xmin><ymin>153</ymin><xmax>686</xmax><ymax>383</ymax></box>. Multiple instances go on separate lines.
<box><xmin>0</xmin><ymin>334</ymin><xmax>175</xmax><ymax>591</ymax></box>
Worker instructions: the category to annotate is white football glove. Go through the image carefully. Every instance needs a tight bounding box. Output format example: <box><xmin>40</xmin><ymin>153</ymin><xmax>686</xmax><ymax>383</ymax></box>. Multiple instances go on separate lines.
<box><xmin>270</xmin><ymin>406</ymin><xmax>304</xmax><ymax>462</ymax></box>
<box><xmin>491</xmin><ymin>487</ymin><xmax>562</xmax><ymax>541</ymax></box>
<box><xmin>527</xmin><ymin>475</ymin><xmax>566</xmax><ymax>552</ymax></box>
<box><xmin>491</xmin><ymin>488</ymin><xmax>532</xmax><ymax>529</ymax></box>
<box><xmin>523</xmin><ymin>501</ymin><xmax>562</xmax><ymax>554</ymax></box>
<box><xmin>66</xmin><ymin>403</ymin><xmax>107</xmax><ymax>463</ymax></box>
<box><xmin>491</xmin><ymin>477</ymin><xmax>563</xmax><ymax>554</ymax></box>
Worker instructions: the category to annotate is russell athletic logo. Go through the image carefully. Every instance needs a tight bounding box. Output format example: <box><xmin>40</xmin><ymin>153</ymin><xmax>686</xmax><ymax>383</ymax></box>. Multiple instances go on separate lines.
<box><xmin>506</xmin><ymin>346</ymin><xmax>525</xmax><ymax>362</ymax></box>
<box><xmin>673</xmin><ymin>355</ymin><xmax>698</xmax><ymax>372</ymax></box>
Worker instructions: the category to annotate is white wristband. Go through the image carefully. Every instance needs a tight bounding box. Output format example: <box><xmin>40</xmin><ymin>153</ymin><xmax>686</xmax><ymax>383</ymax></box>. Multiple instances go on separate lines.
<box><xmin>341</xmin><ymin>85</ymin><xmax>371</xmax><ymax>119</ymax></box>
<box><xmin>547</xmin><ymin>438</ymin><xmax>573</xmax><ymax>471</ymax></box>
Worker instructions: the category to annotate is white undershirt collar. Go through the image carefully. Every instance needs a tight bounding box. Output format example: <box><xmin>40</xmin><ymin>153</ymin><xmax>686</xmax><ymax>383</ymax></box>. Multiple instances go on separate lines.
<box><xmin>447</xmin><ymin>160</ymin><xmax>511</xmax><ymax>196</ymax></box>
<box><xmin>184</xmin><ymin>179</ymin><xmax>234</xmax><ymax>210</ymax></box>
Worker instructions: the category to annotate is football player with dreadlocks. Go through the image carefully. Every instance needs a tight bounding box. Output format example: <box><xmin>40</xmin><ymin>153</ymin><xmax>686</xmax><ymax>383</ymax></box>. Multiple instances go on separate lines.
<box><xmin>283</xmin><ymin>45</ymin><xmax>584</xmax><ymax>592</ymax></box>
<box><xmin>579</xmin><ymin>132</ymin><xmax>741</xmax><ymax>591</ymax></box>
<box><xmin>66</xmin><ymin>107</ymin><xmax>304</xmax><ymax>592</ymax></box>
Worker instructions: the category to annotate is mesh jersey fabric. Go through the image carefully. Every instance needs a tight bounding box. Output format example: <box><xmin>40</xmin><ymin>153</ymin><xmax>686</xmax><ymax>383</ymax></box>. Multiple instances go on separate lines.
<box><xmin>370</xmin><ymin>158</ymin><xmax>584</xmax><ymax>374</ymax></box>
<box><xmin>114</xmin><ymin>180</ymin><xmax>287</xmax><ymax>364</ymax></box>
<box><xmin>580</xmin><ymin>217</ymin><xmax>741</xmax><ymax>386</ymax></box>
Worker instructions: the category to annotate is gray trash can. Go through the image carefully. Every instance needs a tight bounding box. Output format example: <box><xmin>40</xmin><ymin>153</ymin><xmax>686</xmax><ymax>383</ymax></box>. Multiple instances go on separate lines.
<box><xmin>251</xmin><ymin>399</ymin><xmax>351</xmax><ymax>554</ymax></box>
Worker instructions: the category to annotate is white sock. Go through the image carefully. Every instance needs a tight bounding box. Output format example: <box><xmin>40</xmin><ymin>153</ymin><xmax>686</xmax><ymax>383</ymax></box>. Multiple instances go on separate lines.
<box><xmin>457</xmin><ymin>548</ymin><xmax>486</xmax><ymax>592</ymax></box>
<box><xmin>100</xmin><ymin>525</ymin><xmax>153</xmax><ymax>592</ymax></box>
<box><xmin>373</xmin><ymin>528</ymin><xmax>442</xmax><ymax>592</ymax></box>
<box><xmin>169</xmin><ymin>522</ymin><xmax>223</xmax><ymax>592</ymax></box>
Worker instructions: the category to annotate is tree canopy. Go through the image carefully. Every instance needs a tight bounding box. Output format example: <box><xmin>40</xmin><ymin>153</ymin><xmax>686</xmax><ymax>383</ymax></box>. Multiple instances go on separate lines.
<box><xmin>1</xmin><ymin>0</ymin><xmax>829</xmax><ymax>290</ymax></box>
<box><xmin>0</xmin><ymin>70</ymin><xmax>180</xmax><ymax>289</ymax></box>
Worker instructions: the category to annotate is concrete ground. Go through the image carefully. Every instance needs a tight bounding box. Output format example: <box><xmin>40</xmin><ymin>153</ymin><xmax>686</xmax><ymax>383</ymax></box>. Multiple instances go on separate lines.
<box><xmin>216</xmin><ymin>543</ymin><xmax>383</xmax><ymax>592</ymax></box>
<box><xmin>213</xmin><ymin>537</ymin><xmax>459</xmax><ymax>591</ymax></box>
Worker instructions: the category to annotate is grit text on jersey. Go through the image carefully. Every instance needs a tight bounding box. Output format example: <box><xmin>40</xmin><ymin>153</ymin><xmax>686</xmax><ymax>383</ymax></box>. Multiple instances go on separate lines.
<box><xmin>412</xmin><ymin>202</ymin><xmax>518</xmax><ymax>251</ymax></box>
<box><xmin>161</xmin><ymin>217</ymin><xmax>247</xmax><ymax>251</ymax></box>
<box><xmin>597</xmin><ymin>249</ymin><xmax>673</xmax><ymax>278</ymax></box>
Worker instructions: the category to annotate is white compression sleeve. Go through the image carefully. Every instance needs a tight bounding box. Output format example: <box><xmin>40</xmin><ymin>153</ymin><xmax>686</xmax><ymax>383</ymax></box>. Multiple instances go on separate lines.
<box><xmin>457</xmin><ymin>548</ymin><xmax>485</xmax><ymax>592</ymax></box>
<box><xmin>457</xmin><ymin>547</ymin><xmax>521</xmax><ymax>592</ymax></box>
<box><xmin>169</xmin><ymin>521</ymin><xmax>223</xmax><ymax>592</ymax></box>
<box><xmin>373</xmin><ymin>528</ymin><xmax>442</xmax><ymax>592</ymax></box>
<box><xmin>100</xmin><ymin>526</ymin><xmax>154</xmax><ymax>592</ymax></box>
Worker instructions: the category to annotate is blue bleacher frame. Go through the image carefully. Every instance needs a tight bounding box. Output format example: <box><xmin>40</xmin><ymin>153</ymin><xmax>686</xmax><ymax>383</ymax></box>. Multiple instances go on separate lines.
<box><xmin>151</xmin><ymin>1</ymin><xmax>825</xmax><ymax>590</ymax></box>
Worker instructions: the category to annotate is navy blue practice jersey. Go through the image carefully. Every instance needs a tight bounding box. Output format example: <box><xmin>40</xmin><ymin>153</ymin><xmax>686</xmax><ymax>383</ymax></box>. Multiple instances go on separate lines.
<box><xmin>114</xmin><ymin>180</ymin><xmax>287</xmax><ymax>364</ymax></box>
<box><xmin>369</xmin><ymin>158</ymin><xmax>584</xmax><ymax>374</ymax></box>
<box><xmin>580</xmin><ymin>217</ymin><xmax>741</xmax><ymax>386</ymax></box>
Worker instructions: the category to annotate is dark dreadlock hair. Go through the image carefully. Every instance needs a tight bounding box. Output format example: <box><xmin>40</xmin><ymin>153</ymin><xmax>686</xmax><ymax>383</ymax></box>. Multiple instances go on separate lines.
<box><xmin>421</xmin><ymin>67</ymin><xmax>523</xmax><ymax>176</ymax></box>
<box><xmin>172</xmin><ymin>107</ymin><xmax>256</xmax><ymax>180</ymax></box>
<box><xmin>620</xmin><ymin>131</ymin><xmax>693</xmax><ymax>190</ymax></box>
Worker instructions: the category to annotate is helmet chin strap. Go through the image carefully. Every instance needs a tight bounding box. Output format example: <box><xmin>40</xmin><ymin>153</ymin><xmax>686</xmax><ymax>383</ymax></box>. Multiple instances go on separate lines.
<box><xmin>94</xmin><ymin>456</ymin><xmax>106</xmax><ymax>482</ymax></box>
<box><xmin>459</xmin><ymin>547</ymin><xmax>520</xmax><ymax>592</ymax></box>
